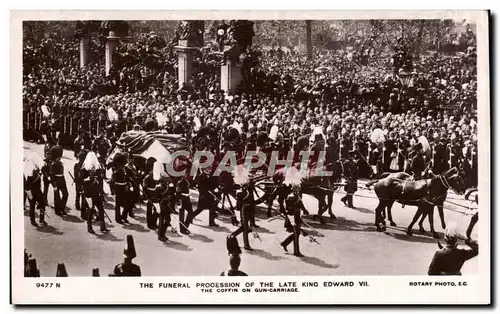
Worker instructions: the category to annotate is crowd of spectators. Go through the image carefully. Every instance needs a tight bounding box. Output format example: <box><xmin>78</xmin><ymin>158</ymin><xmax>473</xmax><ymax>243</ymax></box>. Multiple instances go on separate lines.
<box><xmin>22</xmin><ymin>23</ymin><xmax>478</xmax><ymax>184</ymax></box>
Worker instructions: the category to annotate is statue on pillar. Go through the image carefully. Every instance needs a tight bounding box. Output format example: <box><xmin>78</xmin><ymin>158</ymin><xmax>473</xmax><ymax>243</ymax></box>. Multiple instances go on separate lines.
<box><xmin>100</xmin><ymin>20</ymin><xmax>130</xmax><ymax>38</ymax></box>
<box><xmin>175</xmin><ymin>20</ymin><xmax>204</xmax><ymax>48</ymax></box>
<box><xmin>75</xmin><ymin>21</ymin><xmax>100</xmax><ymax>39</ymax></box>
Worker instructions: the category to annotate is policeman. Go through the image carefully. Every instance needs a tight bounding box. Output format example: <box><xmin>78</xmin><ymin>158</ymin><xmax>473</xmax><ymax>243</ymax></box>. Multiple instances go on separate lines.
<box><xmin>73</xmin><ymin>149</ymin><xmax>89</xmax><ymax>214</ymax></box>
<box><xmin>280</xmin><ymin>191</ymin><xmax>305</xmax><ymax>257</ymax></box>
<box><xmin>110</xmin><ymin>152</ymin><xmax>131</xmax><ymax>224</ymax></box>
<box><xmin>110</xmin><ymin>235</ymin><xmax>141</xmax><ymax>277</ymax></box>
<box><xmin>49</xmin><ymin>145</ymin><xmax>68</xmax><ymax>216</ymax></box>
<box><xmin>230</xmin><ymin>185</ymin><xmax>254</xmax><ymax>251</ymax></box>
<box><xmin>24</xmin><ymin>152</ymin><xmax>47</xmax><ymax>227</ymax></box>
<box><xmin>428</xmin><ymin>224</ymin><xmax>478</xmax><ymax>275</ymax></box>
<box><xmin>341</xmin><ymin>150</ymin><xmax>359</xmax><ymax>208</ymax></box>
<box><xmin>176</xmin><ymin>176</ymin><xmax>193</xmax><ymax>235</ymax></box>
<box><xmin>80</xmin><ymin>151</ymin><xmax>109</xmax><ymax>234</ymax></box>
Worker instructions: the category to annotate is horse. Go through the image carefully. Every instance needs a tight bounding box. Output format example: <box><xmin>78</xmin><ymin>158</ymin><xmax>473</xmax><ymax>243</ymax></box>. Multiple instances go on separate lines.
<box><xmin>267</xmin><ymin>160</ymin><xmax>344</xmax><ymax>224</ymax></box>
<box><xmin>372</xmin><ymin>167</ymin><xmax>466</xmax><ymax>238</ymax></box>
<box><xmin>367</xmin><ymin>170</ymin><xmax>456</xmax><ymax>233</ymax></box>
<box><xmin>365</xmin><ymin>172</ymin><xmax>413</xmax><ymax>226</ymax></box>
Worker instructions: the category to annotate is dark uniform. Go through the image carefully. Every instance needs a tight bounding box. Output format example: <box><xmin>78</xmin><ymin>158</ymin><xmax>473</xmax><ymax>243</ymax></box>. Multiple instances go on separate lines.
<box><xmin>143</xmin><ymin>172</ymin><xmax>173</xmax><ymax>241</ymax></box>
<box><xmin>24</xmin><ymin>167</ymin><xmax>47</xmax><ymax>226</ymax></box>
<box><xmin>91</xmin><ymin>135</ymin><xmax>111</xmax><ymax>166</ymax></box>
<box><xmin>110</xmin><ymin>235</ymin><xmax>141</xmax><ymax>277</ymax></box>
<box><xmin>428</xmin><ymin>239</ymin><xmax>478</xmax><ymax>275</ymax></box>
<box><xmin>111</xmin><ymin>262</ymin><xmax>141</xmax><ymax>277</ymax></box>
<box><xmin>124</xmin><ymin>157</ymin><xmax>141</xmax><ymax>218</ymax></box>
<box><xmin>281</xmin><ymin>193</ymin><xmax>304</xmax><ymax>257</ymax></box>
<box><xmin>49</xmin><ymin>147</ymin><xmax>68</xmax><ymax>216</ymax></box>
<box><xmin>80</xmin><ymin>165</ymin><xmax>109</xmax><ymax>233</ymax></box>
<box><xmin>176</xmin><ymin>177</ymin><xmax>193</xmax><ymax>234</ymax></box>
<box><xmin>40</xmin><ymin>156</ymin><xmax>52</xmax><ymax>205</ymax></box>
<box><xmin>187</xmin><ymin>169</ymin><xmax>220</xmax><ymax>227</ymax></box>
<box><xmin>111</xmin><ymin>161</ymin><xmax>132</xmax><ymax>224</ymax></box>
<box><xmin>341</xmin><ymin>151</ymin><xmax>358</xmax><ymax>208</ymax></box>
<box><xmin>411</xmin><ymin>150</ymin><xmax>426</xmax><ymax>180</ymax></box>
<box><xmin>73</xmin><ymin>150</ymin><xmax>88</xmax><ymax>215</ymax></box>
<box><xmin>230</xmin><ymin>186</ymin><xmax>255</xmax><ymax>250</ymax></box>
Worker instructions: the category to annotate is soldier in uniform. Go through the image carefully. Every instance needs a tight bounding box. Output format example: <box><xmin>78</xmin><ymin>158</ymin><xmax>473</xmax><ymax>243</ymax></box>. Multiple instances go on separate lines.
<box><xmin>73</xmin><ymin>149</ymin><xmax>89</xmax><ymax>214</ymax></box>
<box><xmin>186</xmin><ymin>163</ymin><xmax>220</xmax><ymax>227</ymax></box>
<box><xmin>91</xmin><ymin>131</ymin><xmax>111</xmax><ymax>167</ymax></box>
<box><xmin>49</xmin><ymin>145</ymin><xmax>68</xmax><ymax>216</ymax></box>
<box><xmin>110</xmin><ymin>235</ymin><xmax>141</xmax><ymax>277</ymax></box>
<box><xmin>124</xmin><ymin>153</ymin><xmax>141</xmax><ymax>220</ymax></box>
<box><xmin>80</xmin><ymin>151</ymin><xmax>109</xmax><ymax>234</ymax></box>
<box><xmin>41</xmin><ymin>149</ymin><xmax>53</xmax><ymax>205</ymax></box>
<box><xmin>143</xmin><ymin>161</ymin><xmax>173</xmax><ymax>242</ymax></box>
<box><xmin>410</xmin><ymin>143</ymin><xmax>426</xmax><ymax>180</ymax></box>
<box><xmin>230</xmin><ymin>184</ymin><xmax>254</xmax><ymax>251</ymax></box>
<box><xmin>176</xmin><ymin>176</ymin><xmax>193</xmax><ymax>235</ymax></box>
<box><xmin>428</xmin><ymin>224</ymin><xmax>478</xmax><ymax>276</ymax></box>
<box><xmin>341</xmin><ymin>150</ymin><xmax>359</xmax><ymax>208</ymax></box>
<box><xmin>73</xmin><ymin>130</ymin><xmax>86</xmax><ymax>159</ymax></box>
<box><xmin>368</xmin><ymin>143</ymin><xmax>382</xmax><ymax>178</ymax></box>
<box><xmin>110</xmin><ymin>152</ymin><xmax>132</xmax><ymax>224</ymax></box>
<box><xmin>24</xmin><ymin>152</ymin><xmax>47</xmax><ymax>227</ymax></box>
<box><xmin>221</xmin><ymin>237</ymin><xmax>248</xmax><ymax>276</ymax></box>
<box><xmin>280</xmin><ymin>191</ymin><xmax>305</xmax><ymax>257</ymax></box>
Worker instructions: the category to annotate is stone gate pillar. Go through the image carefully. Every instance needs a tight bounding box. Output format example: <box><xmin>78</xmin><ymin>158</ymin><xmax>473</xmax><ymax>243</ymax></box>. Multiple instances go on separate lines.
<box><xmin>174</xmin><ymin>21</ymin><xmax>204</xmax><ymax>89</ymax></box>
<box><xmin>79</xmin><ymin>36</ymin><xmax>90</xmax><ymax>68</ymax></box>
<box><xmin>105</xmin><ymin>31</ymin><xmax>119</xmax><ymax>76</ymax></box>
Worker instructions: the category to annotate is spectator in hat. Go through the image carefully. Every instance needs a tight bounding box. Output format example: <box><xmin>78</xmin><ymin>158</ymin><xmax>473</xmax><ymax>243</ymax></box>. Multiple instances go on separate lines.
<box><xmin>110</xmin><ymin>235</ymin><xmax>141</xmax><ymax>277</ymax></box>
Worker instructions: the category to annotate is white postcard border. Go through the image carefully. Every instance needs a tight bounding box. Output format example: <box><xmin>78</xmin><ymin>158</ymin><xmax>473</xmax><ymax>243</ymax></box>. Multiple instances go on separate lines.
<box><xmin>10</xmin><ymin>9</ymin><xmax>491</xmax><ymax>305</ymax></box>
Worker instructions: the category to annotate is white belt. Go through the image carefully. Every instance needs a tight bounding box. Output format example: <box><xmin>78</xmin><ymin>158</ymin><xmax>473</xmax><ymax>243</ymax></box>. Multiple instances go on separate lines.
<box><xmin>115</xmin><ymin>182</ymin><xmax>127</xmax><ymax>186</ymax></box>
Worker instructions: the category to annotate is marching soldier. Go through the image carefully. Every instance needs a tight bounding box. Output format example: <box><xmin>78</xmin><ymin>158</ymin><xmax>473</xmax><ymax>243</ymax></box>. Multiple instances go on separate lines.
<box><xmin>186</xmin><ymin>163</ymin><xmax>220</xmax><ymax>227</ymax></box>
<box><xmin>341</xmin><ymin>150</ymin><xmax>359</xmax><ymax>208</ymax></box>
<box><xmin>73</xmin><ymin>149</ymin><xmax>89</xmax><ymax>215</ymax></box>
<box><xmin>73</xmin><ymin>130</ymin><xmax>86</xmax><ymax>159</ymax></box>
<box><xmin>24</xmin><ymin>152</ymin><xmax>47</xmax><ymax>227</ymax></box>
<box><xmin>124</xmin><ymin>153</ymin><xmax>141</xmax><ymax>219</ymax></box>
<box><xmin>176</xmin><ymin>176</ymin><xmax>193</xmax><ymax>235</ymax></box>
<box><xmin>41</xmin><ymin>150</ymin><xmax>52</xmax><ymax>205</ymax></box>
<box><xmin>465</xmin><ymin>189</ymin><xmax>478</xmax><ymax>240</ymax></box>
<box><xmin>143</xmin><ymin>161</ymin><xmax>173</xmax><ymax>242</ymax></box>
<box><xmin>110</xmin><ymin>235</ymin><xmax>141</xmax><ymax>277</ymax></box>
<box><xmin>230</xmin><ymin>184</ymin><xmax>254</xmax><ymax>251</ymax></box>
<box><xmin>80</xmin><ymin>151</ymin><xmax>109</xmax><ymax>234</ymax></box>
<box><xmin>49</xmin><ymin>145</ymin><xmax>68</xmax><ymax>216</ymax></box>
<box><xmin>91</xmin><ymin>131</ymin><xmax>111</xmax><ymax>167</ymax></box>
<box><xmin>110</xmin><ymin>153</ymin><xmax>132</xmax><ymax>224</ymax></box>
<box><xmin>280</xmin><ymin>191</ymin><xmax>305</xmax><ymax>257</ymax></box>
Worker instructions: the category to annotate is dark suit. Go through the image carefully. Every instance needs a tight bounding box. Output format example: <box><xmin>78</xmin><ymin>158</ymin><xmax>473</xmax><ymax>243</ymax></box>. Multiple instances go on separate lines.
<box><xmin>428</xmin><ymin>240</ymin><xmax>478</xmax><ymax>275</ymax></box>
<box><xmin>111</xmin><ymin>262</ymin><xmax>141</xmax><ymax>276</ymax></box>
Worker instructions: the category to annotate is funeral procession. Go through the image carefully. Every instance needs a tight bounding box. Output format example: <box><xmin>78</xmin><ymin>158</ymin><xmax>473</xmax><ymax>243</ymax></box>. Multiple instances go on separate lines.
<box><xmin>21</xmin><ymin>19</ymin><xmax>479</xmax><ymax>277</ymax></box>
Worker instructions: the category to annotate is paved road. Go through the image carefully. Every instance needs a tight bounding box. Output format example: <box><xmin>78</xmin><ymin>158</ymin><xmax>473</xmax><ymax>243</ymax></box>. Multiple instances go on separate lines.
<box><xmin>23</xmin><ymin>142</ymin><xmax>478</xmax><ymax>276</ymax></box>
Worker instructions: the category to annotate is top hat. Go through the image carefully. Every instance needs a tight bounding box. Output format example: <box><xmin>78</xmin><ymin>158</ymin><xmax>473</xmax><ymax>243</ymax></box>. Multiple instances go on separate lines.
<box><xmin>56</xmin><ymin>263</ymin><xmax>68</xmax><ymax>277</ymax></box>
<box><xmin>123</xmin><ymin>235</ymin><xmax>137</xmax><ymax>259</ymax></box>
